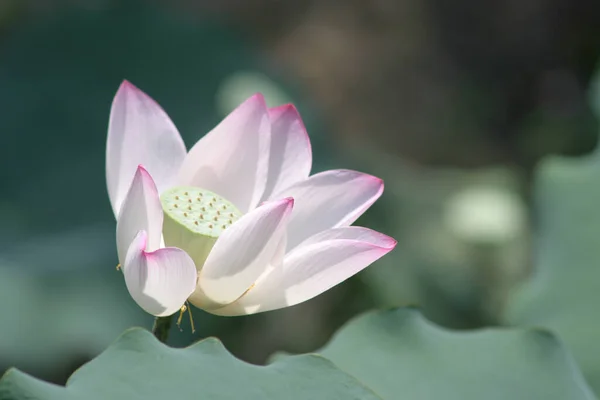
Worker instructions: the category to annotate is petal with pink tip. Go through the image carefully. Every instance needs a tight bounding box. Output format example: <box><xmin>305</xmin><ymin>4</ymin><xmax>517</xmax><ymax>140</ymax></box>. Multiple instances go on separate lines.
<box><xmin>123</xmin><ymin>231</ymin><xmax>197</xmax><ymax>317</ymax></box>
<box><xmin>107</xmin><ymin>81</ymin><xmax>187</xmax><ymax>216</ymax></box>
<box><xmin>188</xmin><ymin>198</ymin><xmax>294</xmax><ymax>308</ymax></box>
<box><xmin>177</xmin><ymin>94</ymin><xmax>270</xmax><ymax>213</ymax></box>
<box><xmin>259</xmin><ymin>105</ymin><xmax>312</xmax><ymax>202</ymax></box>
<box><xmin>116</xmin><ymin>166</ymin><xmax>163</xmax><ymax>264</ymax></box>
<box><xmin>274</xmin><ymin>169</ymin><xmax>384</xmax><ymax>251</ymax></box>
<box><xmin>211</xmin><ymin>227</ymin><xmax>396</xmax><ymax>315</ymax></box>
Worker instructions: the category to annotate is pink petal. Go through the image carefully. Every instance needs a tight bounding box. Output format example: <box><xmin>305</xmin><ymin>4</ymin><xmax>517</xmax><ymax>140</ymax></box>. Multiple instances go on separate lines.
<box><xmin>106</xmin><ymin>81</ymin><xmax>187</xmax><ymax>216</ymax></box>
<box><xmin>274</xmin><ymin>169</ymin><xmax>384</xmax><ymax>251</ymax></box>
<box><xmin>188</xmin><ymin>198</ymin><xmax>294</xmax><ymax>308</ymax></box>
<box><xmin>116</xmin><ymin>165</ymin><xmax>163</xmax><ymax>264</ymax></box>
<box><xmin>177</xmin><ymin>94</ymin><xmax>270</xmax><ymax>213</ymax></box>
<box><xmin>212</xmin><ymin>227</ymin><xmax>396</xmax><ymax>315</ymax></box>
<box><xmin>259</xmin><ymin>104</ymin><xmax>312</xmax><ymax>202</ymax></box>
<box><xmin>123</xmin><ymin>231</ymin><xmax>197</xmax><ymax>317</ymax></box>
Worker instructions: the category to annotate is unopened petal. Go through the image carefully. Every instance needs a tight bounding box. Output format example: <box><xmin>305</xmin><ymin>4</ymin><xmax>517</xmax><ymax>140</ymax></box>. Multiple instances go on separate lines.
<box><xmin>177</xmin><ymin>94</ymin><xmax>270</xmax><ymax>213</ymax></box>
<box><xmin>116</xmin><ymin>165</ymin><xmax>164</xmax><ymax>264</ymax></box>
<box><xmin>107</xmin><ymin>81</ymin><xmax>186</xmax><ymax>216</ymax></box>
<box><xmin>274</xmin><ymin>169</ymin><xmax>384</xmax><ymax>250</ymax></box>
<box><xmin>189</xmin><ymin>198</ymin><xmax>294</xmax><ymax>308</ymax></box>
<box><xmin>122</xmin><ymin>231</ymin><xmax>197</xmax><ymax>317</ymax></box>
<box><xmin>260</xmin><ymin>105</ymin><xmax>312</xmax><ymax>202</ymax></box>
<box><xmin>213</xmin><ymin>227</ymin><xmax>395</xmax><ymax>315</ymax></box>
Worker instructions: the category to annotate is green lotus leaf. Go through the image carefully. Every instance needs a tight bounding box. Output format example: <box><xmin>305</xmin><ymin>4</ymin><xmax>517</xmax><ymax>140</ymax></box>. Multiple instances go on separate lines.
<box><xmin>505</xmin><ymin>150</ymin><xmax>600</xmax><ymax>395</ymax></box>
<box><xmin>318</xmin><ymin>308</ymin><xmax>595</xmax><ymax>399</ymax></box>
<box><xmin>0</xmin><ymin>328</ymin><xmax>380</xmax><ymax>400</ymax></box>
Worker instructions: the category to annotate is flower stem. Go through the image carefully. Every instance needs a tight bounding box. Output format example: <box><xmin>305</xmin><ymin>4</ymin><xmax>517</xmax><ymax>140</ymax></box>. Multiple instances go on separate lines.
<box><xmin>152</xmin><ymin>315</ymin><xmax>172</xmax><ymax>343</ymax></box>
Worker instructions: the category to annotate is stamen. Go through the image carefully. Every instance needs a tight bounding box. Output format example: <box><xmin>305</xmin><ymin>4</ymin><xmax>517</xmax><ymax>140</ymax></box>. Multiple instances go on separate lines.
<box><xmin>188</xmin><ymin>301</ymin><xmax>195</xmax><ymax>333</ymax></box>
<box><xmin>176</xmin><ymin>304</ymin><xmax>186</xmax><ymax>331</ymax></box>
<box><xmin>176</xmin><ymin>302</ymin><xmax>195</xmax><ymax>333</ymax></box>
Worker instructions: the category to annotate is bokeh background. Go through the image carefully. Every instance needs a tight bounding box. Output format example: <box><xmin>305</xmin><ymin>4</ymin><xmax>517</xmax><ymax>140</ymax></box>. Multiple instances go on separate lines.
<box><xmin>1</xmin><ymin>0</ymin><xmax>600</xmax><ymax>385</ymax></box>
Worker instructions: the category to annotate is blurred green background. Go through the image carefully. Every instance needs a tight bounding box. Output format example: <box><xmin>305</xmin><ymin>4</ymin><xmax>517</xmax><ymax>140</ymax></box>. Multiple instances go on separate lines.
<box><xmin>1</xmin><ymin>0</ymin><xmax>599</xmax><ymax>386</ymax></box>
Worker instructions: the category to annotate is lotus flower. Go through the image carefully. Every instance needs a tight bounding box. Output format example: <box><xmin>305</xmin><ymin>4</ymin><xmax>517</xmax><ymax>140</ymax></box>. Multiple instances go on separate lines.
<box><xmin>106</xmin><ymin>81</ymin><xmax>396</xmax><ymax>317</ymax></box>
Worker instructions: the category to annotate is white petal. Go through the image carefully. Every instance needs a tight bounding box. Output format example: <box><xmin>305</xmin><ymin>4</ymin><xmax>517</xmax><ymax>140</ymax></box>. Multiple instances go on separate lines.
<box><xmin>260</xmin><ymin>105</ymin><xmax>312</xmax><ymax>202</ymax></box>
<box><xmin>188</xmin><ymin>198</ymin><xmax>294</xmax><ymax>308</ymax></box>
<box><xmin>116</xmin><ymin>166</ymin><xmax>163</xmax><ymax>264</ymax></box>
<box><xmin>274</xmin><ymin>169</ymin><xmax>384</xmax><ymax>250</ymax></box>
<box><xmin>177</xmin><ymin>94</ymin><xmax>270</xmax><ymax>213</ymax></box>
<box><xmin>106</xmin><ymin>81</ymin><xmax>187</xmax><ymax>216</ymax></box>
<box><xmin>212</xmin><ymin>227</ymin><xmax>396</xmax><ymax>316</ymax></box>
<box><xmin>123</xmin><ymin>231</ymin><xmax>197</xmax><ymax>317</ymax></box>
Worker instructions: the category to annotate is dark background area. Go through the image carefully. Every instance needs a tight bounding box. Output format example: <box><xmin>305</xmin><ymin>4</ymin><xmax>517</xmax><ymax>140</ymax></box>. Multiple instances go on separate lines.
<box><xmin>0</xmin><ymin>0</ymin><xmax>599</xmax><ymax>385</ymax></box>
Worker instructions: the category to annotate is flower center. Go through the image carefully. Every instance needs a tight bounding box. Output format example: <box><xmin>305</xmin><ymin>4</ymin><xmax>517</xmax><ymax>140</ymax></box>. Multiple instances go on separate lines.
<box><xmin>160</xmin><ymin>186</ymin><xmax>242</xmax><ymax>269</ymax></box>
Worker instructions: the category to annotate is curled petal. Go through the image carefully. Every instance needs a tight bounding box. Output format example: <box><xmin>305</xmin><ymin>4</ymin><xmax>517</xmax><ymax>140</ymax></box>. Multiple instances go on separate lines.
<box><xmin>116</xmin><ymin>165</ymin><xmax>163</xmax><ymax>264</ymax></box>
<box><xmin>123</xmin><ymin>231</ymin><xmax>198</xmax><ymax>317</ymax></box>
<box><xmin>274</xmin><ymin>169</ymin><xmax>384</xmax><ymax>250</ymax></box>
<box><xmin>177</xmin><ymin>94</ymin><xmax>270</xmax><ymax>213</ymax></box>
<box><xmin>188</xmin><ymin>198</ymin><xmax>294</xmax><ymax>308</ymax></box>
<box><xmin>260</xmin><ymin>105</ymin><xmax>312</xmax><ymax>202</ymax></box>
<box><xmin>213</xmin><ymin>227</ymin><xmax>396</xmax><ymax>315</ymax></box>
<box><xmin>107</xmin><ymin>81</ymin><xmax>186</xmax><ymax>216</ymax></box>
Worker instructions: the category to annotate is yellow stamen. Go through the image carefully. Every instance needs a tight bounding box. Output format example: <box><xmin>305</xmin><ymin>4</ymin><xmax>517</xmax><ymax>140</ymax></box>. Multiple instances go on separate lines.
<box><xmin>188</xmin><ymin>302</ymin><xmax>195</xmax><ymax>333</ymax></box>
<box><xmin>176</xmin><ymin>302</ymin><xmax>196</xmax><ymax>333</ymax></box>
<box><xmin>176</xmin><ymin>304</ymin><xmax>186</xmax><ymax>330</ymax></box>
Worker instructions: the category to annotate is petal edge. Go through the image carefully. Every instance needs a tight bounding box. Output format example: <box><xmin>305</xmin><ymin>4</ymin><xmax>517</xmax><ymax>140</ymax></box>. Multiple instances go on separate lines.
<box><xmin>260</xmin><ymin>104</ymin><xmax>312</xmax><ymax>202</ymax></box>
<box><xmin>189</xmin><ymin>198</ymin><xmax>294</xmax><ymax>308</ymax></box>
<box><xmin>275</xmin><ymin>169</ymin><xmax>384</xmax><ymax>250</ymax></box>
<box><xmin>116</xmin><ymin>165</ymin><xmax>164</xmax><ymax>264</ymax></box>
<box><xmin>107</xmin><ymin>80</ymin><xmax>186</xmax><ymax>215</ymax></box>
<box><xmin>212</xmin><ymin>227</ymin><xmax>396</xmax><ymax>315</ymax></box>
<box><xmin>123</xmin><ymin>231</ymin><xmax>198</xmax><ymax>317</ymax></box>
<box><xmin>177</xmin><ymin>93</ymin><xmax>271</xmax><ymax>213</ymax></box>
